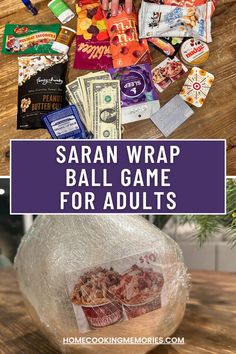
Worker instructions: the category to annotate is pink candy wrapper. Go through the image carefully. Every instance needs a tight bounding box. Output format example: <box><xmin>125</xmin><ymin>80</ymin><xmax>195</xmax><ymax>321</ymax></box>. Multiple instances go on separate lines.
<box><xmin>74</xmin><ymin>0</ymin><xmax>112</xmax><ymax>70</ymax></box>
<box><xmin>74</xmin><ymin>37</ymin><xmax>112</xmax><ymax>70</ymax></box>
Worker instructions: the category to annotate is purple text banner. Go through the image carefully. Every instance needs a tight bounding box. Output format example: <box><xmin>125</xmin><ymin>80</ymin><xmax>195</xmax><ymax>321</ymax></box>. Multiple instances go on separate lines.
<box><xmin>11</xmin><ymin>140</ymin><xmax>225</xmax><ymax>214</ymax></box>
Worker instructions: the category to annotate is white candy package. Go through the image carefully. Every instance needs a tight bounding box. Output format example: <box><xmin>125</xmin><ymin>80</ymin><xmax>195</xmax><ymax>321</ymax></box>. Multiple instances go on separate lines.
<box><xmin>139</xmin><ymin>3</ymin><xmax>212</xmax><ymax>43</ymax></box>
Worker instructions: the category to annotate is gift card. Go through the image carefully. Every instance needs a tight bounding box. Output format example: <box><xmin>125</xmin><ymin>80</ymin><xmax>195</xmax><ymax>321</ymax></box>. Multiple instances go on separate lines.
<box><xmin>179</xmin><ymin>67</ymin><xmax>214</xmax><ymax>107</ymax></box>
<box><xmin>150</xmin><ymin>94</ymin><xmax>194</xmax><ymax>137</ymax></box>
<box><xmin>66</xmin><ymin>250</ymin><xmax>166</xmax><ymax>333</ymax></box>
<box><xmin>152</xmin><ymin>57</ymin><xmax>188</xmax><ymax>92</ymax></box>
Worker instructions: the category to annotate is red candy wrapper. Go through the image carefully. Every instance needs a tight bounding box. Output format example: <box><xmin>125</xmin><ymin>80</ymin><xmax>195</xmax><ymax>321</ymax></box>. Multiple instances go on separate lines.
<box><xmin>164</xmin><ymin>0</ymin><xmax>217</xmax><ymax>15</ymax></box>
<box><xmin>74</xmin><ymin>0</ymin><xmax>112</xmax><ymax>70</ymax></box>
<box><xmin>104</xmin><ymin>3</ymin><xmax>151</xmax><ymax>68</ymax></box>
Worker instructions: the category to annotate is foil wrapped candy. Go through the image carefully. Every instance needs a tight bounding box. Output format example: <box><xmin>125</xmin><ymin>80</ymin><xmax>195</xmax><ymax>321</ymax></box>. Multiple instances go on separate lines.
<box><xmin>14</xmin><ymin>215</ymin><xmax>189</xmax><ymax>354</ymax></box>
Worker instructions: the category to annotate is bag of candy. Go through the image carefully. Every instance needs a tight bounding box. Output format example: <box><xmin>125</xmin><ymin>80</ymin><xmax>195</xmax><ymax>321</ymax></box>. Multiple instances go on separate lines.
<box><xmin>104</xmin><ymin>2</ymin><xmax>152</xmax><ymax>68</ymax></box>
<box><xmin>2</xmin><ymin>24</ymin><xmax>60</xmax><ymax>55</ymax></box>
<box><xmin>139</xmin><ymin>3</ymin><xmax>212</xmax><ymax>43</ymax></box>
<box><xmin>109</xmin><ymin>64</ymin><xmax>160</xmax><ymax>123</ymax></box>
<box><xmin>74</xmin><ymin>0</ymin><xmax>112</xmax><ymax>70</ymax></box>
<box><xmin>18</xmin><ymin>55</ymin><xmax>68</xmax><ymax>129</ymax></box>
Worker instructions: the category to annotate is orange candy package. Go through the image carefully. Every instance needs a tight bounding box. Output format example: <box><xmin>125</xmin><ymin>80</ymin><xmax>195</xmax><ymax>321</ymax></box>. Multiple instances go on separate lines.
<box><xmin>104</xmin><ymin>3</ymin><xmax>152</xmax><ymax>68</ymax></box>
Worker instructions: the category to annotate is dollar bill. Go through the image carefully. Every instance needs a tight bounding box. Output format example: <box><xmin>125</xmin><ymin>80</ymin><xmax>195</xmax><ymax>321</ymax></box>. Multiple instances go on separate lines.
<box><xmin>65</xmin><ymin>89</ymin><xmax>75</xmax><ymax>106</ymax></box>
<box><xmin>80</xmin><ymin>72</ymin><xmax>111</xmax><ymax>112</ymax></box>
<box><xmin>90</xmin><ymin>80</ymin><xmax>121</xmax><ymax>139</ymax></box>
<box><xmin>80</xmin><ymin>72</ymin><xmax>110</xmax><ymax>102</ymax></box>
<box><xmin>66</xmin><ymin>80</ymin><xmax>87</xmax><ymax>126</ymax></box>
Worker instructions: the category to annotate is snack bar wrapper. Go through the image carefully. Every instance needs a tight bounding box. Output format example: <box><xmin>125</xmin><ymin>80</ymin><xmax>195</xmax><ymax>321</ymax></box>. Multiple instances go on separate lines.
<box><xmin>104</xmin><ymin>2</ymin><xmax>152</xmax><ymax>68</ymax></box>
<box><xmin>148</xmin><ymin>37</ymin><xmax>185</xmax><ymax>57</ymax></box>
<box><xmin>139</xmin><ymin>3</ymin><xmax>212</xmax><ymax>43</ymax></box>
<box><xmin>109</xmin><ymin>64</ymin><xmax>160</xmax><ymax>123</ymax></box>
<box><xmin>74</xmin><ymin>0</ymin><xmax>112</xmax><ymax>70</ymax></box>
<box><xmin>163</xmin><ymin>0</ymin><xmax>218</xmax><ymax>16</ymax></box>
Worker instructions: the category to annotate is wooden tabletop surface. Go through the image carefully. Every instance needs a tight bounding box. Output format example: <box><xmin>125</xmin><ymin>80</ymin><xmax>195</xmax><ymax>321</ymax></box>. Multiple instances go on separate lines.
<box><xmin>0</xmin><ymin>0</ymin><xmax>236</xmax><ymax>176</ymax></box>
<box><xmin>0</xmin><ymin>268</ymin><xmax>236</xmax><ymax>354</ymax></box>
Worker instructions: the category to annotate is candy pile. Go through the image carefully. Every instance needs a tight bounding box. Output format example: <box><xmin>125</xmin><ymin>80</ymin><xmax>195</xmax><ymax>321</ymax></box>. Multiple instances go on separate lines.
<box><xmin>2</xmin><ymin>0</ymin><xmax>218</xmax><ymax>138</ymax></box>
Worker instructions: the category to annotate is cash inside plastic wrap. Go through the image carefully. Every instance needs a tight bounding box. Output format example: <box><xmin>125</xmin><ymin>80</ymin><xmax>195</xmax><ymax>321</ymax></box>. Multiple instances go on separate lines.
<box><xmin>14</xmin><ymin>215</ymin><xmax>190</xmax><ymax>354</ymax></box>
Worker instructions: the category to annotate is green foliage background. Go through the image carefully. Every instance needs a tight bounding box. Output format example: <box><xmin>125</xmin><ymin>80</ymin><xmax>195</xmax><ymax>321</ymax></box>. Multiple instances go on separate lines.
<box><xmin>151</xmin><ymin>179</ymin><xmax>236</xmax><ymax>247</ymax></box>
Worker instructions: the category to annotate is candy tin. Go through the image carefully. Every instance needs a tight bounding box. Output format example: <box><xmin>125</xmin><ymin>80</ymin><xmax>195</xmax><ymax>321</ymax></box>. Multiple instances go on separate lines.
<box><xmin>42</xmin><ymin>105</ymin><xmax>87</xmax><ymax>139</ymax></box>
<box><xmin>180</xmin><ymin>38</ymin><xmax>209</xmax><ymax>66</ymax></box>
<box><xmin>179</xmin><ymin>67</ymin><xmax>214</xmax><ymax>107</ymax></box>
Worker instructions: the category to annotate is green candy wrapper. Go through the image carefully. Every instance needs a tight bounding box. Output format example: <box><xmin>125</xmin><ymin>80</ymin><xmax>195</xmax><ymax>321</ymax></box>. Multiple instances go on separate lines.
<box><xmin>2</xmin><ymin>24</ymin><xmax>61</xmax><ymax>55</ymax></box>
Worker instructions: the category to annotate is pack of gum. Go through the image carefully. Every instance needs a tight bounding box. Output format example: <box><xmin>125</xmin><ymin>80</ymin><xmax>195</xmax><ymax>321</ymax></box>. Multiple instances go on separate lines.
<box><xmin>42</xmin><ymin>105</ymin><xmax>88</xmax><ymax>139</ymax></box>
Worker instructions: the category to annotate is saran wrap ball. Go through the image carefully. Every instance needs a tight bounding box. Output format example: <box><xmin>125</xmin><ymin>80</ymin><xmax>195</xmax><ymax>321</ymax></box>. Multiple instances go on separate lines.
<box><xmin>14</xmin><ymin>215</ymin><xmax>189</xmax><ymax>354</ymax></box>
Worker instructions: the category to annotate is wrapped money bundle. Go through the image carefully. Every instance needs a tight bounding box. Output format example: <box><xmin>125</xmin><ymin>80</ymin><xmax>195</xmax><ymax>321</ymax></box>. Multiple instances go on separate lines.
<box><xmin>74</xmin><ymin>0</ymin><xmax>112</xmax><ymax>70</ymax></box>
<box><xmin>104</xmin><ymin>2</ymin><xmax>151</xmax><ymax>68</ymax></box>
<box><xmin>66</xmin><ymin>71</ymin><xmax>121</xmax><ymax>139</ymax></box>
<box><xmin>15</xmin><ymin>215</ymin><xmax>189</xmax><ymax>354</ymax></box>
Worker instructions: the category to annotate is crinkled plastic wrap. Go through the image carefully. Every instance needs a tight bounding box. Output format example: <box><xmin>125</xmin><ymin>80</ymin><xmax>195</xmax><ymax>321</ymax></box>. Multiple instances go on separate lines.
<box><xmin>14</xmin><ymin>215</ymin><xmax>189</xmax><ymax>354</ymax></box>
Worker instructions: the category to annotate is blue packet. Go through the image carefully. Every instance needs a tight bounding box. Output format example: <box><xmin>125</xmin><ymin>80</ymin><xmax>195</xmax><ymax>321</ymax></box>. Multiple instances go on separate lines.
<box><xmin>42</xmin><ymin>105</ymin><xmax>88</xmax><ymax>139</ymax></box>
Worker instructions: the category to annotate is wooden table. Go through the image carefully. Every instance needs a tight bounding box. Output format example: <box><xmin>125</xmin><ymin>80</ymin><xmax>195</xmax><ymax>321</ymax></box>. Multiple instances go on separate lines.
<box><xmin>0</xmin><ymin>268</ymin><xmax>236</xmax><ymax>354</ymax></box>
<box><xmin>0</xmin><ymin>0</ymin><xmax>236</xmax><ymax>176</ymax></box>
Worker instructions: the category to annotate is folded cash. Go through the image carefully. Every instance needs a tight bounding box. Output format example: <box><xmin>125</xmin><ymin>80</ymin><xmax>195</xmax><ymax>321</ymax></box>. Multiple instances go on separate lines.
<box><xmin>66</xmin><ymin>71</ymin><xmax>121</xmax><ymax>138</ymax></box>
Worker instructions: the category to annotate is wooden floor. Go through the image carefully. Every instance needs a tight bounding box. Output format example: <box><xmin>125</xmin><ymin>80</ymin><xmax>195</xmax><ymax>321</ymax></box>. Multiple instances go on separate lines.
<box><xmin>0</xmin><ymin>268</ymin><xmax>236</xmax><ymax>353</ymax></box>
<box><xmin>0</xmin><ymin>0</ymin><xmax>236</xmax><ymax>176</ymax></box>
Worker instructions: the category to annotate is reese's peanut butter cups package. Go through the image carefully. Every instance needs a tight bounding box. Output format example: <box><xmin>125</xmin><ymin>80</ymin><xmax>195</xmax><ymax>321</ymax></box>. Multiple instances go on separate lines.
<box><xmin>17</xmin><ymin>55</ymin><xmax>68</xmax><ymax>129</ymax></box>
